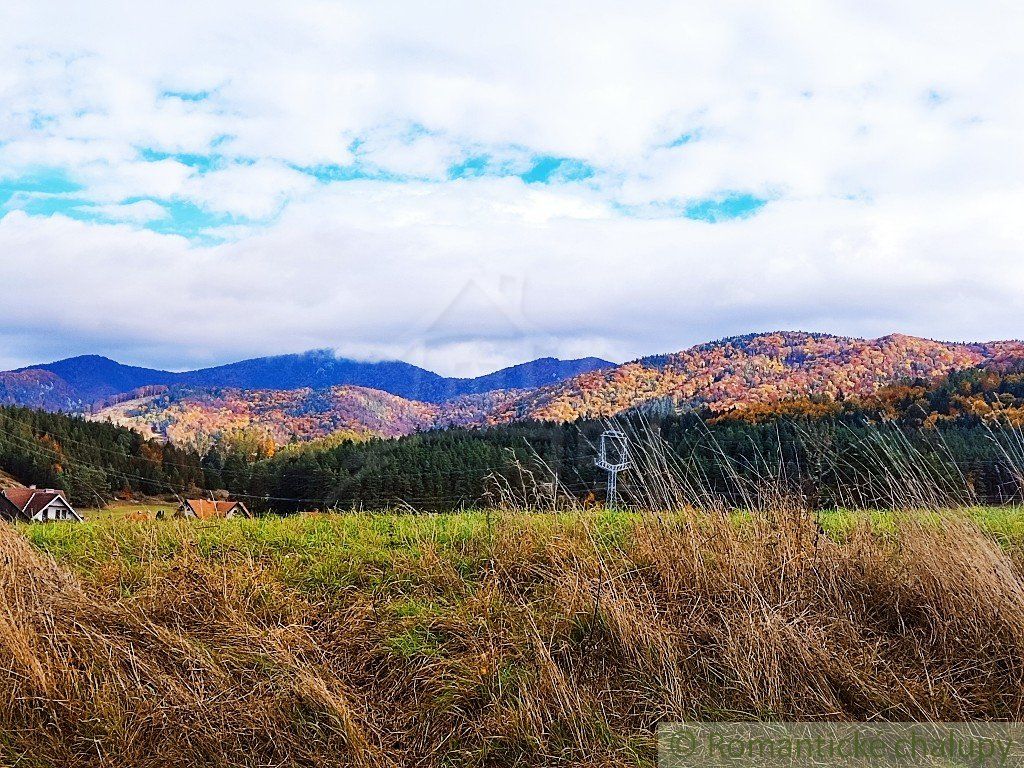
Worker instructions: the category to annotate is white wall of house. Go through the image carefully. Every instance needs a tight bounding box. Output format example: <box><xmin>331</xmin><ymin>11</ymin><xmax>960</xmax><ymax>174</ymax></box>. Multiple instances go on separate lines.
<box><xmin>32</xmin><ymin>498</ymin><xmax>80</xmax><ymax>522</ymax></box>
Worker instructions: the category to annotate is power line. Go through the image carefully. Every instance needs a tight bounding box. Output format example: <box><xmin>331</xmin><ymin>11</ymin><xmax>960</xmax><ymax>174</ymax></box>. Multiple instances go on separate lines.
<box><xmin>9</xmin><ymin>404</ymin><xmax>1015</xmax><ymax>514</ymax></box>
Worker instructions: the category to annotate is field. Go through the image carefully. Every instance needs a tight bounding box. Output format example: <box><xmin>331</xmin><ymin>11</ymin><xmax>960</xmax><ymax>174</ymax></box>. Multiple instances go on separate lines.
<box><xmin>76</xmin><ymin>500</ymin><xmax>179</xmax><ymax>523</ymax></box>
<box><xmin>4</xmin><ymin>506</ymin><xmax>1024</xmax><ymax>766</ymax></box>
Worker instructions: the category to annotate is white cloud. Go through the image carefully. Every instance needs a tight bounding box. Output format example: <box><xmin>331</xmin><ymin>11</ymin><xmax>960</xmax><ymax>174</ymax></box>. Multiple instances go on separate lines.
<box><xmin>2</xmin><ymin>180</ymin><xmax>1023</xmax><ymax>375</ymax></box>
<box><xmin>181</xmin><ymin>161</ymin><xmax>318</xmax><ymax>220</ymax></box>
<box><xmin>90</xmin><ymin>199</ymin><xmax>168</xmax><ymax>223</ymax></box>
<box><xmin>0</xmin><ymin>1</ymin><xmax>1023</xmax><ymax>374</ymax></box>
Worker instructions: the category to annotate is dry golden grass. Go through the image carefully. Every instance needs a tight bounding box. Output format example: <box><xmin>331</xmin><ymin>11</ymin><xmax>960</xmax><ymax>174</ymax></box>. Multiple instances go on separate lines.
<box><xmin>3</xmin><ymin>508</ymin><xmax>1024</xmax><ymax>766</ymax></box>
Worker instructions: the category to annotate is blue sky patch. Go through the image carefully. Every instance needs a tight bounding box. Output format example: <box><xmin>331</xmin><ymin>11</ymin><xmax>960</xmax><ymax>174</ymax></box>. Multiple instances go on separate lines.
<box><xmin>612</xmin><ymin>191</ymin><xmax>769</xmax><ymax>222</ymax></box>
<box><xmin>0</xmin><ymin>167</ymin><xmax>81</xmax><ymax>205</ymax></box>
<box><xmin>684</xmin><ymin>192</ymin><xmax>768</xmax><ymax>222</ymax></box>
<box><xmin>158</xmin><ymin>89</ymin><xmax>211</xmax><ymax>102</ymax></box>
<box><xmin>295</xmin><ymin>161</ymin><xmax>410</xmax><ymax>184</ymax></box>
<box><xmin>447</xmin><ymin>154</ymin><xmax>492</xmax><ymax>180</ymax></box>
<box><xmin>520</xmin><ymin>155</ymin><xmax>594</xmax><ymax>184</ymax></box>
<box><xmin>137</xmin><ymin>147</ymin><xmax>225</xmax><ymax>173</ymax></box>
<box><xmin>0</xmin><ymin>164</ymin><xmax>239</xmax><ymax>243</ymax></box>
<box><xmin>9</xmin><ymin>195</ymin><xmax>94</xmax><ymax>220</ymax></box>
<box><xmin>667</xmin><ymin>131</ymin><xmax>700</xmax><ymax>148</ymax></box>
<box><xmin>135</xmin><ymin>198</ymin><xmax>238</xmax><ymax>240</ymax></box>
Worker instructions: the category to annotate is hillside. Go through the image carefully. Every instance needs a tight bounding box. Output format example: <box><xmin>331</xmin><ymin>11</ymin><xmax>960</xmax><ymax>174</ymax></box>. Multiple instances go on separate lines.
<box><xmin>0</xmin><ymin>350</ymin><xmax>613</xmax><ymax>411</ymax></box>
<box><xmin>177</xmin><ymin>351</ymin><xmax>612</xmax><ymax>402</ymax></box>
<box><xmin>0</xmin><ymin>369</ymin><xmax>80</xmax><ymax>411</ymax></box>
<box><xmin>15</xmin><ymin>355</ymin><xmax>177</xmax><ymax>404</ymax></box>
<box><xmin>438</xmin><ymin>356</ymin><xmax>614</xmax><ymax>398</ymax></box>
<box><xmin>493</xmin><ymin>332</ymin><xmax>1024</xmax><ymax>422</ymax></box>
<box><xmin>0</xmin><ymin>467</ymin><xmax>23</xmax><ymax>488</ymax></box>
<box><xmin>93</xmin><ymin>386</ymin><xmax>517</xmax><ymax>451</ymax></box>
<box><xmin>0</xmin><ymin>405</ymin><xmax>204</xmax><ymax>504</ymax></box>
<box><xmin>80</xmin><ymin>360</ymin><xmax>1024</xmax><ymax>512</ymax></box>
<box><xmin>90</xmin><ymin>331</ymin><xmax>1024</xmax><ymax>450</ymax></box>
<box><xmin>222</xmin><ymin>362</ymin><xmax>1024</xmax><ymax>512</ymax></box>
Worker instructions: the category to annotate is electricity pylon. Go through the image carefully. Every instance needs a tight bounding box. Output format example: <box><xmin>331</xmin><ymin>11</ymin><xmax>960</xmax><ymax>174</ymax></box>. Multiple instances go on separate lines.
<box><xmin>595</xmin><ymin>429</ymin><xmax>631</xmax><ymax>508</ymax></box>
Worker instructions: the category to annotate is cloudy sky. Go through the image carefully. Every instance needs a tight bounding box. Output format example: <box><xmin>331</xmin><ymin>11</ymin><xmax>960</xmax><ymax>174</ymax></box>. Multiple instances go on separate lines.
<box><xmin>2</xmin><ymin>1</ymin><xmax>1023</xmax><ymax>375</ymax></box>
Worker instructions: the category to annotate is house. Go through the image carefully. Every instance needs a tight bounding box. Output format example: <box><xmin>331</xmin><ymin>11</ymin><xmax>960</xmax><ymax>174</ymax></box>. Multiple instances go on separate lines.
<box><xmin>0</xmin><ymin>487</ymin><xmax>83</xmax><ymax>523</ymax></box>
<box><xmin>174</xmin><ymin>499</ymin><xmax>252</xmax><ymax>520</ymax></box>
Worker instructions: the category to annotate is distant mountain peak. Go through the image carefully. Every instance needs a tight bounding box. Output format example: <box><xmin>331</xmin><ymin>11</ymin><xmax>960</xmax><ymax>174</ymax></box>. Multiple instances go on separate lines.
<box><xmin>0</xmin><ymin>349</ymin><xmax>615</xmax><ymax>411</ymax></box>
<box><xmin>11</xmin><ymin>333</ymin><xmax>1024</xmax><ymax>441</ymax></box>
<box><xmin>16</xmin><ymin>353</ymin><xmax>116</xmax><ymax>371</ymax></box>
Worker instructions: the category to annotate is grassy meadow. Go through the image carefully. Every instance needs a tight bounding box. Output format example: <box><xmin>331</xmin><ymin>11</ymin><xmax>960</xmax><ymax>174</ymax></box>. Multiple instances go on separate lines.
<box><xmin>29</xmin><ymin>505</ymin><xmax>1024</xmax><ymax>574</ymax></box>
<box><xmin>76</xmin><ymin>500</ymin><xmax>178</xmax><ymax>523</ymax></box>
<box><xmin>2</xmin><ymin>505</ymin><xmax>1024</xmax><ymax>766</ymax></box>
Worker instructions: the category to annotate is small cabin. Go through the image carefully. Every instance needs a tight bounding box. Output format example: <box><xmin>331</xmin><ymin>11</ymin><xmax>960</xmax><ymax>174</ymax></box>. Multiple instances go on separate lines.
<box><xmin>0</xmin><ymin>487</ymin><xmax>83</xmax><ymax>523</ymax></box>
<box><xmin>174</xmin><ymin>499</ymin><xmax>252</xmax><ymax>520</ymax></box>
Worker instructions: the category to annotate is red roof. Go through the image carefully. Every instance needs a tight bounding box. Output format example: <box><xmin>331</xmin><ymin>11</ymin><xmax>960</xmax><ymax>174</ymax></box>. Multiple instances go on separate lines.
<box><xmin>2</xmin><ymin>487</ymin><xmax>36</xmax><ymax>511</ymax></box>
<box><xmin>181</xmin><ymin>499</ymin><xmax>251</xmax><ymax>519</ymax></box>
<box><xmin>1</xmin><ymin>488</ymin><xmax>75</xmax><ymax>519</ymax></box>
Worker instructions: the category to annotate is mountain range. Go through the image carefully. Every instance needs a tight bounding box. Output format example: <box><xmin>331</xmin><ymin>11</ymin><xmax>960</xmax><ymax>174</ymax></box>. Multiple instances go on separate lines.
<box><xmin>0</xmin><ymin>351</ymin><xmax>613</xmax><ymax>411</ymax></box>
<box><xmin>4</xmin><ymin>331</ymin><xmax>1024</xmax><ymax>449</ymax></box>
<box><xmin>488</xmin><ymin>331</ymin><xmax>1024</xmax><ymax>422</ymax></box>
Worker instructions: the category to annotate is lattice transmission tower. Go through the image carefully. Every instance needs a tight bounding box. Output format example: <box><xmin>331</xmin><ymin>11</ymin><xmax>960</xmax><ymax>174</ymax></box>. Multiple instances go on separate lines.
<box><xmin>595</xmin><ymin>429</ymin><xmax>631</xmax><ymax>508</ymax></box>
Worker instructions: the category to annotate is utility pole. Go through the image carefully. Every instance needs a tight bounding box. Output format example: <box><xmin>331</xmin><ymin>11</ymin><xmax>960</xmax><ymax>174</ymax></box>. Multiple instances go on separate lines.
<box><xmin>595</xmin><ymin>429</ymin><xmax>631</xmax><ymax>509</ymax></box>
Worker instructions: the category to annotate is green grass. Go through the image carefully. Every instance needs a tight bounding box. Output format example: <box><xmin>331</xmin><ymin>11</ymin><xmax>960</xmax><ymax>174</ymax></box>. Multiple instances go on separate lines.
<box><xmin>25</xmin><ymin>508</ymin><xmax>637</xmax><ymax>578</ymax></box>
<box><xmin>10</xmin><ymin>503</ymin><xmax>1024</xmax><ymax>765</ymax></box>
<box><xmin>816</xmin><ymin>505</ymin><xmax>1024</xmax><ymax>547</ymax></box>
<box><xmin>23</xmin><ymin>505</ymin><xmax>1024</xmax><ymax>596</ymax></box>
<box><xmin>77</xmin><ymin>500</ymin><xmax>177</xmax><ymax>523</ymax></box>
<box><xmin>385</xmin><ymin>627</ymin><xmax>445</xmax><ymax>659</ymax></box>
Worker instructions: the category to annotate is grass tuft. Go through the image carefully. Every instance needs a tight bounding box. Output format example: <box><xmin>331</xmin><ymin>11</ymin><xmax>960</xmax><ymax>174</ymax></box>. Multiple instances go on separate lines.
<box><xmin>2</xmin><ymin>507</ymin><xmax>1024</xmax><ymax>766</ymax></box>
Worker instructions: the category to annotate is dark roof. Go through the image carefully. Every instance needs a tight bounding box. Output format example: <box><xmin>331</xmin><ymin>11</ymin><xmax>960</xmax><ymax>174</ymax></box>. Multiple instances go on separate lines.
<box><xmin>23</xmin><ymin>491</ymin><xmax>69</xmax><ymax>517</ymax></box>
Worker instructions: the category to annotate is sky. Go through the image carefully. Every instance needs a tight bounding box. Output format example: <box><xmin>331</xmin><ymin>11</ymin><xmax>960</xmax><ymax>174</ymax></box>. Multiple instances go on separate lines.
<box><xmin>1</xmin><ymin>1</ymin><xmax>1023</xmax><ymax>376</ymax></box>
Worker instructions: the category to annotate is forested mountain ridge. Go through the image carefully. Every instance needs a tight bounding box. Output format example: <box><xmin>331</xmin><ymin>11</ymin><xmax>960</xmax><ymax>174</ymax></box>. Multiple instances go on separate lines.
<box><xmin>12</xmin><ymin>332</ymin><xmax>1024</xmax><ymax>450</ymax></box>
<box><xmin>0</xmin><ymin>350</ymin><xmax>613</xmax><ymax>411</ymax></box>
<box><xmin>16</xmin><ymin>355</ymin><xmax>177</xmax><ymax>404</ymax></box>
<box><xmin>85</xmin><ymin>332</ymin><xmax>1024</xmax><ymax>451</ymax></box>
<box><xmin>492</xmin><ymin>332</ymin><xmax>1024</xmax><ymax>422</ymax></box>
<box><xmin>222</xmin><ymin>362</ymin><xmax>1024</xmax><ymax>512</ymax></box>
<box><xmin>94</xmin><ymin>385</ymin><xmax>514</xmax><ymax>452</ymax></box>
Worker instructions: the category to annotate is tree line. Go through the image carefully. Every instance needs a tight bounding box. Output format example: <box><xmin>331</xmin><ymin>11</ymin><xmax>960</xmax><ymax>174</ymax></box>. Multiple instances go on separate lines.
<box><xmin>0</xmin><ymin>406</ymin><xmax>204</xmax><ymax>505</ymax></box>
<box><xmin>218</xmin><ymin>365</ymin><xmax>1024</xmax><ymax>510</ymax></box>
<box><xmin>3</xmin><ymin>364</ymin><xmax>1024</xmax><ymax>510</ymax></box>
